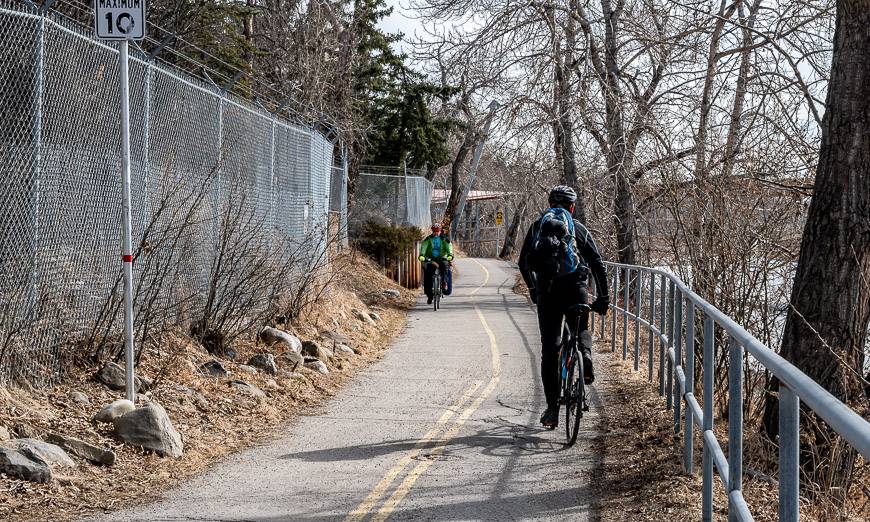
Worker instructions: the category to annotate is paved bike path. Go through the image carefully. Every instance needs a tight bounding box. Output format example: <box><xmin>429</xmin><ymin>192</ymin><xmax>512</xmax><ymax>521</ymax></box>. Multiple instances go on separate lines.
<box><xmin>98</xmin><ymin>258</ymin><xmax>604</xmax><ymax>521</ymax></box>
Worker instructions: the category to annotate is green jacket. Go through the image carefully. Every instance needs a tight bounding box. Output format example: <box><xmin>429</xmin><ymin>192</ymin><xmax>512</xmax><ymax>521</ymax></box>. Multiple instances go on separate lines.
<box><xmin>419</xmin><ymin>234</ymin><xmax>454</xmax><ymax>260</ymax></box>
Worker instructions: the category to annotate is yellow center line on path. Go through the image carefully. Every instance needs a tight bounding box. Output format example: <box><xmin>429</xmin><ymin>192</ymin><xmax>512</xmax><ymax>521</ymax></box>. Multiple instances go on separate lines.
<box><xmin>370</xmin><ymin>259</ymin><xmax>502</xmax><ymax>521</ymax></box>
<box><xmin>343</xmin><ymin>379</ymin><xmax>483</xmax><ymax>522</ymax></box>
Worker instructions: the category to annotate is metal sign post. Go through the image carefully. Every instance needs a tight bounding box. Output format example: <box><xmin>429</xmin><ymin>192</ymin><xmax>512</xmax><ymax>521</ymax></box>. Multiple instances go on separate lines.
<box><xmin>95</xmin><ymin>0</ymin><xmax>146</xmax><ymax>403</ymax></box>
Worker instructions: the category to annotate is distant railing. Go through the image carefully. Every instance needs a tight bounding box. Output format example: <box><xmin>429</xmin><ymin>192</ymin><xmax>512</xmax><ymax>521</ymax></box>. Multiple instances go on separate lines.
<box><xmin>591</xmin><ymin>262</ymin><xmax>870</xmax><ymax>522</ymax></box>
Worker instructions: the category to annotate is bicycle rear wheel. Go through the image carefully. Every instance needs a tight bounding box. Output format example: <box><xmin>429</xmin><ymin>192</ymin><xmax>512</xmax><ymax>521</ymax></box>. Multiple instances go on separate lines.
<box><xmin>433</xmin><ymin>273</ymin><xmax>441</xmax><ymax>311</ymax></box>
<box><xmin>565</xmin><ymin>347</ymin><xmax>584</xmax><ymax>445</ymax></box>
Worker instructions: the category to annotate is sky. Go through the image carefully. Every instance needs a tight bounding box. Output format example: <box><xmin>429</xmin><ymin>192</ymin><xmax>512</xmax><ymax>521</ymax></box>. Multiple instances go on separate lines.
<box><xmin>378</xmin><ymin>0</ymin><xmax>421</xmax><ymax>54</ymax></box>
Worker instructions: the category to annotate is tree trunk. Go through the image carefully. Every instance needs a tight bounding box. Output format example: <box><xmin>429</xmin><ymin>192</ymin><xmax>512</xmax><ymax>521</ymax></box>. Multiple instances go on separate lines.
<box><xmin>442</xmin><ymin>128</ymin><xmax>474</xmax><ymax>228</ymax></box>
<box><xmin>499</xmin><ymin>200</ymin><xmax>527</xmax><ymax>259</ymax></box>
<box><xmin>762</xmin><ymin>0</ymin><xmax>870</xmax><ymax>492</ymax></box>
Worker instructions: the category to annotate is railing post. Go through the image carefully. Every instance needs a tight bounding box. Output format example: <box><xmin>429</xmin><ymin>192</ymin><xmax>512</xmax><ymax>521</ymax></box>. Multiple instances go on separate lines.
<box><xmin>673</xmin><ymin>291</ymin><xmax>683</xmax><ymax>432</ymax></box>
<box><xmin>622</xmin><ymin>268</ymin><xmax>630</xmax><ymax>360</ymax></box>
<box><xmin>647</xmin><ymin>272</ymin><xmax>655</xmax><ymax>381</ymax></box>
<box><xmin>611</xmin><ymin>267</ymin><xmax>619</xmax><ymax>353</ymax></box>
<box><xmin>634</xmin><ymin>269</ymin><xmax>642</xmax><ymax>371</ymax></box>
<box><xmin>779</xmin><ymin>385</ymin><xmax>800</xmax><ymax>522</ymax></box>
<box><xmin>728</xmin><ymin>337</ymin><xmax>744</xmax><ymax>522</ymax></box>
<box><xmin>702</xmin><ymin>315</ymin><xmax>714</xmax><ymax>521</ymax></box>
<box><xmin>658</xmin><ymin>273</ymin><xmax>667</xmax><ymax>396</ymax></box>
<box><xmin>684</xmin><ymin>302</ymin><xmax>695</xmax><ymax>475</ymax></box>
<box><xmin>666</xmin><ymin>280</ymin><xmax>675</xmax><ymax>410</ymax></box>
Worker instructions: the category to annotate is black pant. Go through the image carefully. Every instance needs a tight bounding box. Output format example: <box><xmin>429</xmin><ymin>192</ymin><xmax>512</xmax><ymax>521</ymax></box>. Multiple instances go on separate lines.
<box><xmin>423</xmin><ymin>260</ymin><xmax>447</xmax><ymax>298</ymax></box>
<box><xmin>536</xmin><ymin>283</ymin><xmax>592</xmax><ymax>411</ymax></box>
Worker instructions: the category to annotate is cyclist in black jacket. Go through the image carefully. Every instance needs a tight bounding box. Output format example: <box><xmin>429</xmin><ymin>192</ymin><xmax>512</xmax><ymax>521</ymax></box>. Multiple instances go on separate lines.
<box><xmin>519</xmin><ymin>186</ymin><xmax>610</xmax><ymax>429</ymax></box>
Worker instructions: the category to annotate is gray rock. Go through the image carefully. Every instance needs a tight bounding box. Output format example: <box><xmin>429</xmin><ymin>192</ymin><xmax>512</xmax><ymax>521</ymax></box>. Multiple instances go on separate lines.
<box><xmin>94</xmin><ymin>399</ymin><xmax>136</xmax><ymax>423</ymax></box>
<box><xmin>0</xmin><ymin>425</ymin><xmax>10</xmax><ymax>442</ymax></box>
<box><xmin>0</xmin><ymin>447</ymin><xmax>51</xmax><ymax>483</ymax></box>
<box><xmin>302</xmin><ymin>340</ymin><xmax>333</xmax><ymax>363</ymax></box>
<box><xmin>236</xmin><ymin>364</ymin><xmax>258</xmax><ymax>375</ymax></box>
<box><xmin>304</xmin><ymin>359</ymin><xmax>329</xmax><ymax>375</ymax></box>
<box><xmin>113</xmin><ymin>402</ymin><xmax>183</xmax><ymax>458</ymax></box>
<box><xmin>321</xmin><ymin>330</ymin><xmax>351</xmax><ymax>345</ymax></box>
<box><xmin>229</xmin><ymin>380</ymin><xmax>266</xmax><ymax>398</ymax></box>
<box><xmin>5</xmin><ymin>438</ymin><xmax>76</xmax><ymax>469</ymax></box>
<box><xmin>259</xmin><ymin>327</ymin><xmax>302</xmax><ymax>353</ymax></box>
<box><xmin>70</xmin><ymin>391</ymin><xmax>90</xmax><ymax>406</ymax></box>
<box><xmin>44</xmin><ymin>433</ymin><xmax>115</xmax><ymax>466</ymax></box>
<box><xmin>278</xmin><ymin>350</ymin><xmax>304</xmax><ymax>370</ymax></box>
<box><xmin>352</xmin><ymin>308</ymin><xmax>376</xmax><ymax>325</ymax></box>
<box><xmin>369</xmin><ymin>312</ymin><xmax>381</xmax><ymax>322</ymax></box>
<box><xmin>383</xmin><ymin>289</ymin><xmax>401</xmax><ymax>298</ymax></box>
<box><xmin>96</xmin><ymin>362</ymin><xmax>143</xmax><ymax>391</ymax></box>
<box><xmin>263</xmin><ymin>379</ymin><xmax>281</xmax><ymax>391</ymax></box>
<box><xmin>247</xmin><ymin>353</ymin><xmax>277</xmax><ymax>375</ymax></box>
<box><xmin>139</xmin><ymin>375</ymin><xmax>153</xmax><ymax>391</ymax></box>
<box><xmin>200</xmin><ymin>359</ymin><xmax>227</xmax><ymax>377</ymax></box>
<box><xmin>335</xmin><ymin>344</ymin><xmax>355</xmax><ymax>356</ymax></box>
<box><xmin>171</xmin><ymin>386</ymin><xmax>209</xmax><ymax>411</ymax></box>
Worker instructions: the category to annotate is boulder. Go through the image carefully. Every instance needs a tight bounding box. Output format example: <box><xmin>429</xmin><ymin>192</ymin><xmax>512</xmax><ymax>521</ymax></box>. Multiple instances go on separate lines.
<box><xmin>96</xmin><ymin>362</ymin><xmax>143</xmax><ymax>392</ymax></box>
<box><xmin>200</xmin><ymin>359</ymin><xmax>228</xmax><ymax>377</ymax></box>
<box><xmin>301</xmin><ymin>340</ymin><xmax>333</xmax><ymax>363</ymax></box>
<box><xmin>0</xmin><ymin>447</ymin><xmax>51</xmax><ymax>483</ymax></box>
<box><xmin>113</xmin><ymin>403</ymin><xmax>183</xmax><ymax>458</ymax></box>
<box><xmin>247</xmin><ymin>353</ymin><xmax>278</xmax><ymax>375</ymax></box>
<box><xmin>229</xmin><ymin>380</ymin><xmax>266</xmax><ymax>398</ymax></box>
<box><xmin>259</xmin><ymin>327</ymin><xmax>302</xmax><ymax>353</ymax></box>
<box><xmin>321</xmin><ymin>330</ymin><xmax>351</xmax><ymax>345</ymax></box>
<box><xmin>383</xmin><ymin>289</ymin><xmax>401</xmax><ymax>298</ymax></box>
<box><xmin>304</xmin><ymin>359</ymin><xmax>329</xmax><ymax>375</ymax></box>
<box><xmin>44</xmin><ymin>433</ymin><xmax>115</xmax><ymax>466</ymax></box>
<box><xmin>352</xmin><ymin>308</ymin><xmax>376</xmax><ymax>325</ymax></box>
<box><xmin>70</xmin><ymin>391</ymin><xmax>91</xmax><ymax>406</ymax></box>
<box><xmin>335</xmin><ymin>344</ymin><xmax>355</xmax><ymax>356</ymax></box>
<box><xmin>278</xmin><ymin>350</ymin><xmax>304</xmax><ymax>370</ymax></box>
<box><xmin>236</xmin><ymin>364</ymin><xmax>258</xmax><ymax>375</ymax></box>
<box><xmin>5</xmin><ymin>438</ymin><xmax>76</xmax><ymax>469</ymax></box>
<box><xmin>94</xmin><ymin>399</ymin><xmax>136</xmax><ymax>423</ymax></box>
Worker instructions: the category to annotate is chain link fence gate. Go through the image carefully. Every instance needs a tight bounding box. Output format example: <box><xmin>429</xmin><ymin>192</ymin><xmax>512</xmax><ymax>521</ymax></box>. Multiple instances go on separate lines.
<box><xmin>0</xmin><ymin>1</ymin><xmax>344</xmax><ymax>385</ymax></box>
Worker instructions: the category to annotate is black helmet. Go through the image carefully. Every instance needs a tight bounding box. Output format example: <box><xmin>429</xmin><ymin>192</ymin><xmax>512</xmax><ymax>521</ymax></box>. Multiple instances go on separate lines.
<box><xmin>548</xmin><ymin>185</ymin><xmax>577</xmax><ymax>207</ymax></box>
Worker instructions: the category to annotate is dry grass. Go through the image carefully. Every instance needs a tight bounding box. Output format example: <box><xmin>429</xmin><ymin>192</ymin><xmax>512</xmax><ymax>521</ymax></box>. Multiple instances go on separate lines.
<box><xmin>0</xmin><ymin>248</ymin><xmax>416</xmax><ymax>522</ymax></box>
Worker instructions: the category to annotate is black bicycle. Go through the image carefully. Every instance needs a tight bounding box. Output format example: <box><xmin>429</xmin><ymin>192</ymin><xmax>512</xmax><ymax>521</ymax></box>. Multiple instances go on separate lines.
<box><xmin>425</xmin><ymin>259</ymin><xmax>443</xmax><ymax>311</ymax></box>
<box><xmin>560</xmin><ymin>303</ymin><xmax>591</xmax><ymax>445</ymax></box>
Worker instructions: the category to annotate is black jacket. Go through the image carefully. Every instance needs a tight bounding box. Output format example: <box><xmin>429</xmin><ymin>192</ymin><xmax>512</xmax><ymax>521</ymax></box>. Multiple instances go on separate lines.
<box><xmin>518</xmin><ymin>215</ymin><xmax>609</xmax><ymax>302</ymax></box>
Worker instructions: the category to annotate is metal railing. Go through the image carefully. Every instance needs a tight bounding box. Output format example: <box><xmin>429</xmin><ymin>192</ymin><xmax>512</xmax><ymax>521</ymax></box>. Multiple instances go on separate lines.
<box><xmin>590</xmin><ymin>262</ymin><xmax>870</xmax><ymax>522</ymax></box>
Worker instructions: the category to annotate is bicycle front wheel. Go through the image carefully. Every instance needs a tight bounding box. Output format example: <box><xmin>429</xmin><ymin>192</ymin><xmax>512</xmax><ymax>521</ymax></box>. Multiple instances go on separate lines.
<box><xmin>565</xmin><ymin>348</ymin><xmax>584</xmax><ymax>445</ymax></box>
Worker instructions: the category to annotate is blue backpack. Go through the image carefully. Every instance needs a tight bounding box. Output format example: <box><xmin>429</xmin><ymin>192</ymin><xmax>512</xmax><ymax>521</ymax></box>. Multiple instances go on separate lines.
<box><xmin>529</xmin><ymin>208</ymin><xmax>581</xmax><ymax>280</ymax></box>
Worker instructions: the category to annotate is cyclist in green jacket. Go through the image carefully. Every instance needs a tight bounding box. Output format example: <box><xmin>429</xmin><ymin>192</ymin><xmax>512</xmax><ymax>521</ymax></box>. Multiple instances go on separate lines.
<box><xmin>419</xmin><ymin>223</ymin><xmax>454</xmax><ymax>304</ymax></box>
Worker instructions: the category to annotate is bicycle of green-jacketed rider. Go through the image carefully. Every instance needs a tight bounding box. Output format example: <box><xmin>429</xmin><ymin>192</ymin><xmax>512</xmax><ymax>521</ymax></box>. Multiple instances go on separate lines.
<box><xmin>423</xmin><ymin>258</ymin><xmax>444</xmax><ymax>311</ymax></box>
<box><xmin>560</xmin><ymin>303</ymin><xmax>591</xmax><ymax>445</ymax></box>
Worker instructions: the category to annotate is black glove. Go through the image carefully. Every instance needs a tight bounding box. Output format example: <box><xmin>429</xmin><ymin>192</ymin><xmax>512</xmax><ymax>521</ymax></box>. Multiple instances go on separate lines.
<box><xmin>591</xmin><ymin>295</ymin><xmax>610</xmax><ymax>315</ymax></box>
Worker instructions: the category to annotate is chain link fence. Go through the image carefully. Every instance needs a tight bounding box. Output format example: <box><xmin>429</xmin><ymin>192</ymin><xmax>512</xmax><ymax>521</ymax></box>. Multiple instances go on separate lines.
<box><xmin>349</xmin><ymin>172</ymin><xmax>433</xmax><ymax>235</ymax></box>
<box><xmin>0</xmin><ymin>2</ymin><xmax>343</xmax><ymax>385</ymax></box>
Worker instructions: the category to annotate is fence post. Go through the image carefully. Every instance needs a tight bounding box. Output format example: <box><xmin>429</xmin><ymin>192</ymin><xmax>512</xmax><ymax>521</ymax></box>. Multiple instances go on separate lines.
<box><xmin>647</xmin><ymin>271</ymin><xmax>655</xmax><ymax>381</ymax></box>
<box><xmin>673</xmin><ymin>291</ymin><xmax>683</xmax><ymax>432</ymax></box>
<box><xmin>728</xmin><ymin>337</ymin><xmax>744</xmax><ymax>522</ymax></box>
<box><xmin>684</xmin><ymin>302</ymin><xmax>695</xmax><ymax>475</ymax></box>
<box><xmin>612</xmin><ymin>268</ymin><xmax>619</xmax><ymax>353</ymax></box>
<box><xmin>702</xmin><ymin>315</ymin><xmax>715</xmax><ymax>521</ymax></box>
<box><xmin>634</xmin><ymin>269</ymin><xmax>642</xmax><ymax>371</ymax></box>
<box><xmin>666</xmin><ymin>280</ymin><xmax>675</xmax><ymax>410</ymax></box>
<box><xmin>779</xmin><ymin>385</ymin><xmax>800</xmax><ymax>522</ymax></box>
<box><xmin>658</xmin><ymin>273</ymin><xmax>667</xmax><ymax>396</ymax></box>
<box><xmin>622</xmin><ymin>268</ymin><xmax>630</xmax><ymax>360</ymax></box>
<box><xmin>27</xmin><ymin>10</ymin><xmax>46</xmax><ymax>321</ymax></box>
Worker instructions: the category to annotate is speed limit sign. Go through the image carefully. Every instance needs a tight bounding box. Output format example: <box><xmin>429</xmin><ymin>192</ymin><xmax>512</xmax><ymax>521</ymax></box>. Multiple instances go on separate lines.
<box><xmin>95</xmin><ymin>0</ymin><xmax>146</xmax><ymax>40</ymax></box>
